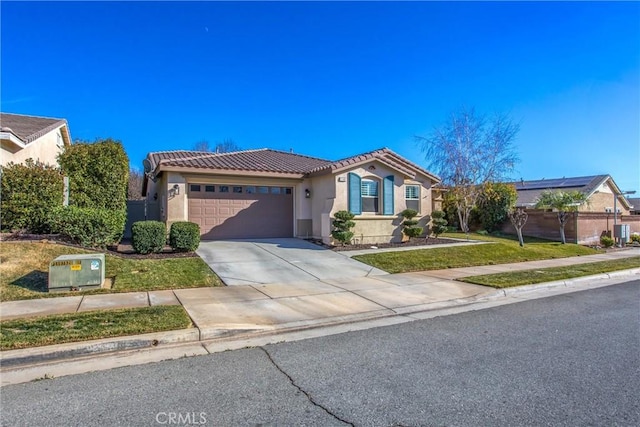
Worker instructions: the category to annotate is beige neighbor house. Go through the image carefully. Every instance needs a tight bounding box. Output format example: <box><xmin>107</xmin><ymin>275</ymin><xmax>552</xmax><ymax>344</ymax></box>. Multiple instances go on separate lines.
<box><xmin>502</xmin><ymin>175</ymin><xmax>639</xmax><ymax>244</ymax></box>
<box><xmin>0</xmin><ymin>113</ymin><xmax>72</xmax><ymax>166</ymax></box>
<box><xmin>142</xmin><ymin>148</ymin><xmax>440</xmax><ymax>244</ymax></box>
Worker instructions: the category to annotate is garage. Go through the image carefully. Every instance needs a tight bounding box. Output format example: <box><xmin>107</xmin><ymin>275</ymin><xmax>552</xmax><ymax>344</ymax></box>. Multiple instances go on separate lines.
<box><xmin>188</xmin><ymin>183</ymin><xmax>294</xmax><ymax>240</ymax></box>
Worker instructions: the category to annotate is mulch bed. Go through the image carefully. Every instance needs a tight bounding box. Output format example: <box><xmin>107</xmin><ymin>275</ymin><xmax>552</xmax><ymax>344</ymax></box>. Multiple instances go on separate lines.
<box><xmin>307</xmin><ymin>237</ymin><xmax>463</xmax><ymax>252</ymax></box>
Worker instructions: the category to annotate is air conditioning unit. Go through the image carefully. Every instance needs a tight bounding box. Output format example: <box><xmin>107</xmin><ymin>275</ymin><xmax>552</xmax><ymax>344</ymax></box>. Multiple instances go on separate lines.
<box><xmin>48</xmin><ymin>254</ymin><xmax>106</xmax><ymax>292</ymax></box>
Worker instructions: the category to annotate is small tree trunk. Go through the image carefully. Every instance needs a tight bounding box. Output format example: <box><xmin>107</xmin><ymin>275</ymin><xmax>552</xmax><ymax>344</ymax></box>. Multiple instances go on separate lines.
<box><xmin>516</xmin><ymin>228</ymin><xmax>524</xmax><ymax>247</ymax></box>
<box><xmin>558</xmin><ymin>211</ymin><xmax>568</xmax><ymax>244</ymax></box>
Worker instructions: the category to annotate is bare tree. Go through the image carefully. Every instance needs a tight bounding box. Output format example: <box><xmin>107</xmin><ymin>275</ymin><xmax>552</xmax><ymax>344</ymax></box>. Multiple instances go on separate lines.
<box><xmin>509</xmin><ymin>208</ymin><xmax>528</xmax><ymax>247</ymax></box>
<box><xmin>416</xmin><ymin>107</ymin><xmax>519</xmax><ymax>234</ymax></box>
<box><xmin>193</xmin><ymin>140</ymin><xmax>211</xmax><ymax>152</ymax></box>
<box><xmin>192</xmin><ymin>139</ymin><xmax>241</xmax><ymax>153</ymax></box>
<box><xmin>127</xmin><ymin>168</ymin><xmax>145</xmax><ymax>200</ymax></box>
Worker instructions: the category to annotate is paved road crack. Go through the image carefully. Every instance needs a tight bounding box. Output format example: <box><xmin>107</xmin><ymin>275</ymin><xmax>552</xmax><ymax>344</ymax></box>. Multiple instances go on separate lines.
<box><xmin>259</xmin><ymin>347</ymin><xmax>355</xmax><ymax>426</ymax></box>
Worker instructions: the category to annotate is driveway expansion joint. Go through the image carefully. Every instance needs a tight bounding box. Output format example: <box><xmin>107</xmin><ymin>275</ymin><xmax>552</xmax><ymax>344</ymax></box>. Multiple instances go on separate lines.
<box><xmin>259</xmin><ymin>347</ymin><xmax>355</xmax><ymax>426</ymax></box>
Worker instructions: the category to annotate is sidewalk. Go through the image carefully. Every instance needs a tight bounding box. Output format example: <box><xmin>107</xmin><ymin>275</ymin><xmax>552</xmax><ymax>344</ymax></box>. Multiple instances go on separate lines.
<box><xmin>1</xmin><ymin>248</ymin><xmax>639</xmax><ymax>377</ymax></box>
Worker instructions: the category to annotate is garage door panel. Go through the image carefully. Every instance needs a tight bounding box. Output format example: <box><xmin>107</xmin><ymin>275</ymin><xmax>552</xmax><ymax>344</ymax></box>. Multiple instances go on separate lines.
<box><xmin>189</xmin><ymin>187</ymin><xmax>293</xmax><ymax>239</ymax></box>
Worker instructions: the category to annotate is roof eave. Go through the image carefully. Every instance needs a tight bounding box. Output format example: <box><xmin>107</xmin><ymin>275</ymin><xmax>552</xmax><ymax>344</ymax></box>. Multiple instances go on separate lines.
<box><xmin>155</xmin><ymin>165</ymin><xmax>307</xmax><ymax>180</ymax></box>
<box><xmin>0</xmin><ymin>131</ymin><xmax>26</xmax><ymax>148</ymax></box>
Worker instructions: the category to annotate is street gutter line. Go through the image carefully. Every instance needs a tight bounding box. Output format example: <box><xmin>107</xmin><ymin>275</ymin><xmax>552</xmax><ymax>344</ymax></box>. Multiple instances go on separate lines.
<box><xmin>259</xmin><ymin>346</ymin><xmax>355</xmax><ymax>427</ymax></box>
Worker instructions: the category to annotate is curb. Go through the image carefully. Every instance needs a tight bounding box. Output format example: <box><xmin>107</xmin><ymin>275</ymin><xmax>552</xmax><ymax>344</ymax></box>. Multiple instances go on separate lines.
<box><xmin>1</xmin><ymin>269</ymin><xmax>638</xmax><ymax>372</ymax></box>
<box><xmin>0</xmin><ymin>329</ymin><xmax>199</xmax><ymax>368</ymax></box>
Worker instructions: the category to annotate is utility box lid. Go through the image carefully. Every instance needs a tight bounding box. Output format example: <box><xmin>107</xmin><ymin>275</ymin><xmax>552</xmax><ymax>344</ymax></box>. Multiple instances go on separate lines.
<box><xmin>48</xmin><ymin>253</ymin><xmax>106</xmax><ymax>292</ymax></box>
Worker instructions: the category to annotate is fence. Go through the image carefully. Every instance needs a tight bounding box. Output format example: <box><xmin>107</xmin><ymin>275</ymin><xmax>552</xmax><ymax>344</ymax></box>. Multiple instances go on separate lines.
<box><xmin>124</xmin><ymin>200</ymin><xmax>160</xmax><ymax>238</ymax></box>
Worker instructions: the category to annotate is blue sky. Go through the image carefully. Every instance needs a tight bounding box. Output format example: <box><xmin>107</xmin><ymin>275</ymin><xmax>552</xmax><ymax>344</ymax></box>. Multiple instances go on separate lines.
<box><xmin>2</xmin><ymin>1</ymin><xmax>639</xmax><ymax>193</ymax></box>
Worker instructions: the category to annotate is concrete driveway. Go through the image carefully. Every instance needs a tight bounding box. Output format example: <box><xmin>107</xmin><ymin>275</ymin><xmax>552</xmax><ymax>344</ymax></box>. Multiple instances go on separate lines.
<box><xmin>196</xmin><ymin>238</ymin><xmax>388</xmax><ymax>285</ymax></box>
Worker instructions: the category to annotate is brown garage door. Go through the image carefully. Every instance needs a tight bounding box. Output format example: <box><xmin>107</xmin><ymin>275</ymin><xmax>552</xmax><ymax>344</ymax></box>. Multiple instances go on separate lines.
<box><xmin>188</xmin><ymin>184</ymin><xmax>294</xmax><ymax>240</ymax></box>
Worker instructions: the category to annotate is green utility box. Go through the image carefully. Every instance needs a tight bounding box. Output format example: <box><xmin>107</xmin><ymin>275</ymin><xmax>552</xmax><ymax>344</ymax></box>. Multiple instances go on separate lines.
<box><xmin>48</xmin><ymin>253</ymin><xmax>106</xmax><ymax>292</ymax></box>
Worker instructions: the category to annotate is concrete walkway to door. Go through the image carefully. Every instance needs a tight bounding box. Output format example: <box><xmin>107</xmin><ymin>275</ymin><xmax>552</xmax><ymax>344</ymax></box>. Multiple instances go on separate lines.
<box><xmin>196</xmin><ymin>238</ymin><xmax>388</xmax><ymax>285</ymax></box>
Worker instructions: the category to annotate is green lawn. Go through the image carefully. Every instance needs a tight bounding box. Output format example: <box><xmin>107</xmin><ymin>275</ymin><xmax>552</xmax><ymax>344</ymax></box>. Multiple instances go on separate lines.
<box><xmin>353</xmin><ymin>233</ymin><xmax>599</xmax><ymax>273</ymax></box>
<box><xmin>0</xmin><ymin>305</ymin><xmax>192</xmax><ymax>350</ymax></box>
<box><xmin>0</xmin><ymin>242</ymin><xmax>223</xmax><ymax>301</ymax></box>
<box><xmin>459</xmin><ymin>257</ymin><xmax>640</xmax><ymax>288</ymax></box>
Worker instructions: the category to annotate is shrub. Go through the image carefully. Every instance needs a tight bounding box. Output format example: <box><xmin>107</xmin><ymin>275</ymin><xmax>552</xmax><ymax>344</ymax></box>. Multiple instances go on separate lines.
<box><xmin>630</xmin><ymin>233</ymin><xmax>640</xmax><ymax>244</ymax></box>
<box><xmin>50</xmin><ymin>206</ymin><xmax>126</xmax><ymax>248</ymax></box>
<box><xmin>476</xmin><ymin>182</ymin><xmax>518</xmax><ymax>233</ymax></box>
<box><xmin>131</xmin><ymin>221</ymin><xmax>167</xmax><ymax>254</ymax></box>
<box><xmin>400</xmin><ymin>209</ymin><xmax>423</xmax><ymax>240</ymax></box>
<box><xmin>331</xmin><ymin>210</ymin><xmax>355</xmax><ymax>245</ymax></box>
<box><xmin>58</xmin><ymin>138</ymin><xmax>129</xmax><ymax>211</ymax></box>
<box><xmin>431</xmin><ymin>210</ymin><xmax>448</xmax><ymax>238</ymax></box>
<box><xmin>0</xmin><ymin>159</ymin><xmax>64</xmax><ymax>233</ymax></box>
<box><xmin>600</xmin><ymin>235</ymin><xmax>614</xmax><ymax>248</ymax></box>
<box><xmin>169</xmin><ymin>222</ymin><xmax>200</xmax><ymax>252</ymax></box>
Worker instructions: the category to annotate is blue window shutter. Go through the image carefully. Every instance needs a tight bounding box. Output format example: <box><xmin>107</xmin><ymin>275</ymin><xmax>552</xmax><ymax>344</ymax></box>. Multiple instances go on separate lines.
<box><xmin>383</xmin><ymin>175</ymin><xmax>394</xmax><ymax>215</ymax></box>
<box><xmin>348</xmin><ymin>173</ymin><xmax>362</xmax><ymax>214</ymax></box>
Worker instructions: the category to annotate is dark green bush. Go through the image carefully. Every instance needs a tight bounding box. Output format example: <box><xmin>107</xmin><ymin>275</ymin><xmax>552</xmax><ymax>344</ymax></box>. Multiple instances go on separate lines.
<box><xmin>630</xmin><ymin>234</ymin><xmax>640</xmax><ymax>244</ymax></box>
<box><xmin>169</xmin><ymin>221</ymin><xmax>200</xmax><ymax>252</ymax></box>
<box><xmin>50</xmin><ymin>206</ymin><xmax>126</xmax><ymax>248</ymax></box>
<box><xmin>0</xmin><ymin>159</ymin><xmax>63</xmax><ymax>233</ymax></box>
<box><xmin>400</xmin><ymin>209</ymin><xmax>423</xmax><ymax>239</ymax></box>
<box><xmin>477</xmin><ymin>182</ymin><xmax>518</xmax><ymax>233</ymax></box>
<box><xmin>57</xmin><ymin>138</ymin><xmax>129</xmax><ymax>211</ymax></box>
<box><xmin>331</xmin><ymin>210</ymin><xmax>355</xmax><ymax>245</ymax></box>
<box><xmin>131</xmin><ymin>221</ymin><xmax>167</xmax><ymax>254</ymax></box>
<box><xmin>600</xmin><ymin>235</ymin><xmax>614</xmax><ymax>248</ymax></box>
<box><xmin>431</xmin><ymin>210</ymin><xmax>448</xmax><ymax>238</ymax></box>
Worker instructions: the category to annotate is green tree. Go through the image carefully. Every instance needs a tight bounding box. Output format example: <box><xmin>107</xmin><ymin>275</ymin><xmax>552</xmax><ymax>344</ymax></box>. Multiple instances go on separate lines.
<box><xmin>400</xmin><ymin>209</ymin><xmax>423</xmax><ymax>240</ymax></box>
<box><xmin>430</xmin><ymin>210</ymin><xmax>448</xmax><ymax>238</ymax></box>
<box><xmin>535</xmin><ymin>190</ymin><xmax>587</xmax><ymax>244</ymax></box>
<box><xmin>417</xmin><ymin>107</ymin><xmax>519</xmax><ymax>235</ymax></box>
<box><xmin>0</xmin><ymin>159</ymin><xmax>63</xmax><ymax>233</ymax></box>
<box><xmin>477</xmin><ymin>182</ymin><xmax>518</xmax><ymax>233</ymax></box>
<box><xmin>58</xmin><ymin>138</ymin><xmax>129</xmax><ymax>210</ymax></box>
<box><xmin>331</xmin><ymin>210</ymin><xmax>355</xmax><ymax>245</ymax></box>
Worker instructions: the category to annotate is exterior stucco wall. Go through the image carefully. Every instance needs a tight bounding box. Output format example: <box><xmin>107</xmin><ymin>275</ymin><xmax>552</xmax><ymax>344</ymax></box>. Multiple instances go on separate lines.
<box><xmin>312</xmin><ymin>160</ymin><xmax>436</xmax><ymax>244</ymax></box>
<box><xmin>0</xmin><ymin>127</ymin><xmax>66</xmax><ymax>166</ymax></box>
<box><xmin>583</xmin><ymin>187</ymin><xmax>631</xmax><ymax>215</ymax></box>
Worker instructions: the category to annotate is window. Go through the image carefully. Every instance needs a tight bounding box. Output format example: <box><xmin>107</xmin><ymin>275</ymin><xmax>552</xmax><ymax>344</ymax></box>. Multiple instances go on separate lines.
<box><xmin>348</xmin><ymin>173</ymin><xmax>394</xmax><ymax>215</ymax></box>
<box><xmin>257</xmin><ymin>186</ymin><xmax>269</xmax><ymax>194</ymax></box>
<box><xmin>284</xmin><ymin>188</ymin><xmax>292</xmax><ymax>195</ymax></box>
<box><xmin>246</xmin><ymin>186</ymin><xmax>256</xmax><ymax>194</ymax></box>
<box><xmin>271</xmin><ymin>187</ymin><xmax>282</xmax><ymax>194</ymax></box>
<box><xmin>190</xmin><ymin>184</ymin><xmax>201</xmax><ymax>192</ymax></box>
<box><xmin>405</xmin><ymin>185</ymin><xmax>420</xmax><ymax>212</ymax></box>
<box><xmin>361</xmin><ymin>179</ymin><xmax>379</xmax><ymax>212</ymax></box>
<box><xmin>219</xmin><ymin>186</ymin><xmax>229</xmax><ymax>193</ymax></box>
<box><xmin>233</xmin><ymin>186</ymin><xmax>243</xmax><ymax>193</ymax></box>
<box><xmin>205</xmin><ymin>185</ymin><xmax>215</xmax><ymax>192</ymax></box>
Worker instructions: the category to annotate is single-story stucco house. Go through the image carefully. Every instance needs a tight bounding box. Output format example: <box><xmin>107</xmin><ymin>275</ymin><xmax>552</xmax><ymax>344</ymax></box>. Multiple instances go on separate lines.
<box><xmin>0</xmin><ymin>112</ymin><xmax>72</xmax><ymax>166</ymax></box>
<box><xmin>142</xmin><ymin>148</ymin><xmax>440</xmax><ymax>244</ymax></box>
<box><xmin>503</xmin><ymin>174</ymin><xmax>639</xmax><ymax>244</ymax></box>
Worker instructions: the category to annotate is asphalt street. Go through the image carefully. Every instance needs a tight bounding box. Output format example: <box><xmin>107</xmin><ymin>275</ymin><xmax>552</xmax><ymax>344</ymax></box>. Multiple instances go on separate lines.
<box><xmin>1</xmin><ymin>280</ymin><xmax>638</xmax><ymax>427</ymax></box>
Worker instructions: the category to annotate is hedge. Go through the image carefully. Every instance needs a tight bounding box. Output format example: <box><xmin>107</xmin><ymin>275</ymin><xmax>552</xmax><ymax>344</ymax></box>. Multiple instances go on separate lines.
<box><xmin>131</xmin><ymin>221</ymin><xmax>167</xmax><ymax>254</ymax></box>
<box><xmin>57</xmin><ymin>138</ymin><xmax>129</xmax><ymax>211</ymax></box>
<box><xmin>50</xmin><ymin>206</ymin><xmax>126</xmax><ymax>248</ymax></box>
<box><xmin>0</xmin><ymin>159</ymin><xmax>64</xmax><ymax>233</ymax></box>
<box><xmin>169</xmin><ymin>222</ymin><xmax>200</xmax><ymax>252</ymax></box>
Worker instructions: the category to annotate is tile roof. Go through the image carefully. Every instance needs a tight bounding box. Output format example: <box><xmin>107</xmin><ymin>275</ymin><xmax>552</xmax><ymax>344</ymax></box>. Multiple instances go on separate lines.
<box><xmin>0</xmin><ymin>113</ymin><xmax>68</xmax><ymax>144</ymax></box>
<box><xmin>146</xmin><ymin>147</ymin><xmax>440</xmax><ymax>182</ymax></box>
<box><xmin>147</xmin><ymin>149</ymin><xmax>332</xmax><ymax>176</ymax></box>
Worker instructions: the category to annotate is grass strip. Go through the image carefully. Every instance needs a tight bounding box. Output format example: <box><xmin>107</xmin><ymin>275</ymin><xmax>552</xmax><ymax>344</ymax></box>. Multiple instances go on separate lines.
<box><xmin>459</xmin><ymin>257</ymin><xmax>640</xmax><ymax>288</ymax></box>
<box><xmin>0</xmin><ymin>305</ymin><xmax>192</xmax><ymax>350</ymax></box>
<box><xmin>353</xmin><ymin>233</ymin><xmax>597</xmax><ymax>274</ymax></box>
<box><xmin>0</xmin><ymin>242</ymin><xmax>223</xmax><ymax>301</ymax></box>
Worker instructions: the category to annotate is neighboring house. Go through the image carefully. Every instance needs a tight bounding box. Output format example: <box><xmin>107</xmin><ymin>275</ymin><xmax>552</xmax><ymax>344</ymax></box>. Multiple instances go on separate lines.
<box><xmin>628</xmin><ymin>198</ymin><xmax>640</xmax><ymax>215</ymax></box>
<box><xmin>513</xmin><ymin>175</ymin><xmax>633</xmax><ymax>214</ymax></box>
<box><xmin>0</xmin><ymin>112</ymin><xmax>72</xmax><ymax>166</ymax></box>
<box><xmin>142</xmin><ymin>148</ymin><xmax>440</xmax><ymax>244</ymax></box>
<box><xmin>504</xmin><ymin>175</ymin><xmax>639</xmax><ymax>244</ymax></box>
